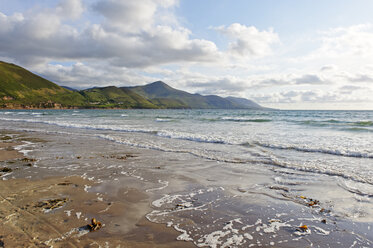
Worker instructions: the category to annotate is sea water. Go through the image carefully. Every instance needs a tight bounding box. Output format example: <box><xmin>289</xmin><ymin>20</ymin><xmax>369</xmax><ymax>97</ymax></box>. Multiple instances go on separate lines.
<box><xmin>1</xmin><ymin>109</ymin><xmax>372</xmax><ymax>183</ymax></box>
<box><xmin>0</xmin><ymin>109</ymin><xmax>372</xmax><ymax>246</ymax></box>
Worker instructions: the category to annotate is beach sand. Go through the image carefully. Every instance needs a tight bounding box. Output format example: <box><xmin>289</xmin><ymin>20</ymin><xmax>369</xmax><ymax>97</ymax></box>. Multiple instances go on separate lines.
<box><xmin>0</xmin><ymin>129</ymin><xmax>372</xmax><ymax>247</ymax></box>
<box><xmin>0</xmin><ymin>131</ymin><xmax>194</xmax><ymax>248</ymax></box>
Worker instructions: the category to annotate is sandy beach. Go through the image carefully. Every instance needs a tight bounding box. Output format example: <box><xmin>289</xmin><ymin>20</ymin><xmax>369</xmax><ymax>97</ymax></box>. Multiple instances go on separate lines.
<box><xmin>2</xmin><ymin>0</ymin><xmax>373</xmax><ymax>246</ymax></box>
<box><xmin>0</xmin><ymin>125</ymin><xmax>372</xmax><ymax>247</ymax></box>
<box><xmin>0</xmin><ymin>130</ymin><xmax>194</xmax><ymax>247</ymax></box>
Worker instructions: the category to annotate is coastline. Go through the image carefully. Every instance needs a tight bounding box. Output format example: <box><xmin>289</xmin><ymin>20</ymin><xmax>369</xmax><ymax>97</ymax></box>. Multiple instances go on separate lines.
<box><xmin>0</xmin><ymin>130</ymin><xmax>194</xmax><ymax>247</ymax></box>
<box><xmin>0</xmin><ymin>125</ymin><xmax>372</xmax><ymax>247</ymax></box>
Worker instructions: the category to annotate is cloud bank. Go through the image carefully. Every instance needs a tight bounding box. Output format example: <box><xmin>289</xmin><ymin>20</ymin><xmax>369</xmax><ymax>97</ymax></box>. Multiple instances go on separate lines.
<box><xmin>0</xmin><ymin>0</ymin><xmax>372</xmax><ymax>109</ymax></box>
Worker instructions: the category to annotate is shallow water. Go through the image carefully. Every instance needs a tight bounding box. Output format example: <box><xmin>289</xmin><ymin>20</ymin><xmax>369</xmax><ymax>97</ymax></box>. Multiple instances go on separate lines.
<box><xmin>1</xmin><ymin>109</ymin><xmax>372</xmax><ymax>182</ymax></box>
<box><xmin>0</xmin><ymin>109</ymin><xmax>372</xmax><ymax>247</ymax></box>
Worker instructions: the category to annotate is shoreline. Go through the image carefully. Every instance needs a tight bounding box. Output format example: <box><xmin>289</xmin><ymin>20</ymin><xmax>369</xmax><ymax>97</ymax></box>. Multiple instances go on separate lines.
<box><xmin>0</xmin><ymin>127</ymin><xmax>372</xmax><ymax>247</ymax></box>
<box><xmin>0</xmin><ymin>130</ymin><xmax>194</xmax><ymax>247</ymax></box>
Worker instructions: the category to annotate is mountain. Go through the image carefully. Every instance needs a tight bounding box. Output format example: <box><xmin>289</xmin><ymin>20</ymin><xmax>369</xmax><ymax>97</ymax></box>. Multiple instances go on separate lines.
<box><xmin>225</xmin><ymin>96</ymin><xmax>264</xmax><ymax>109</ymax></box>
<box><xmin>79</xmin><ymin>86</ymin><xmax>158</xmax><ymax>109</ymax></box>
<box><xmin>126</xmin><ymin>81</ymin><xmax>204</xmax><ymax>108</ymax></box>
<box><xmin>125</xmin><ymin>81</ymin><xmax>265</xmax><ymax>109</ymax></box>
<box><xmin>0</xmin><ymin>61</ymin><xmax>157</xmax><ymax>109</ymax></box>
<box><xmin>0</xmin><ymin>61</ymin><xmax>269</xmax><ymax>110</ymax></box>
<box><xmin>0</xmin><ymin>61</ymin><xmax>86</xmax><ymax>108</ymax></box>
<box><xmin>61</xmin><ymin>86</ymin><xmax>78</xmax><ymax>92</ymax></box>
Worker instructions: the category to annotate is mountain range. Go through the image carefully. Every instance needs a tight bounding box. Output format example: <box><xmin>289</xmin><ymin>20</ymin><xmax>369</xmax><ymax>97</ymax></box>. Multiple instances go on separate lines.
<box><xmin>0</xmin><ymin>61</ymin><xmax>271</xmax><ymax>110</ymax></box>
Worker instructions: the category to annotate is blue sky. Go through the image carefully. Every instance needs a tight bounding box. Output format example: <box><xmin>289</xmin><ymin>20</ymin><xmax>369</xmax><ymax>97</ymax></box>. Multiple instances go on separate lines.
<box><xmin>1</xmin><ymin>0</ymin><xmax>373</xmax><ymax>109</ymax></box>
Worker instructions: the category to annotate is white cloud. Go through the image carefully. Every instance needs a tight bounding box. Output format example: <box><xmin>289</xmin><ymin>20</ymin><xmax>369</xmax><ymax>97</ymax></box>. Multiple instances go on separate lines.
<box><xmin>252</xmin><ymin>89</ymin><xmax>370</xmax><ymax>104</ymax></box>
<box><xmin>24</xmin><ymin>12</ymin><xmax>61</xmax><ymax>39</ymax></box>
<box><xmin>93</xmin><ymin>0</ymin><xmax>157</xmax><ymax>32</ymax></box>
<box><xmin>320</xmin><ymin>64</ymin><xmax>337</xmax><ymax>71</ymax></box>
<box><xmin>155</xmin><ymin>0</ymin><xmax>179</xmax><ymax>8</ymax></box>
<box><xmin>214</xmin><ymin>23</ymin><xmax>279</xmax><ymax>57</ymax></box>
<box><xmin>37</xmin><ymin>62</ymin><xmax>154</xmax><ymax>89</ymax></box>
<box><xmin>57</xmin><ymin>0</ymin><xmax>84</xmax><ymax>19</ymax></box>
<box><xmin>185</xmin><ymin>77</ymin><xmax>248</xmax><ymax>96</ymax></box>
<box><xmin>339</xmin><ymin>85</ymin><xmax>363</xmax><ymax>93</ymax></box>
<box><xmin>0</xmin><ymin>0</ymin><xmax>219</xmax><ymax>68</ymax></box>
<box><xmin>294</xmin><ymin>74</ymin><xmax>326</xmax><ymax>85</ymax></box>
<box><xmin>1</xmin><ymin>1</ymin><xmax>373</xmax><ymax>109</ymax></box>
<box><xmin>348</xmin><ymin>74</ymin><xmax>373</xmax><ymax>83</ymax></box>
<box><xmin>304</xmin><ymin>24</ymin><xmax>373</xmax><ymax>63</ymax></box>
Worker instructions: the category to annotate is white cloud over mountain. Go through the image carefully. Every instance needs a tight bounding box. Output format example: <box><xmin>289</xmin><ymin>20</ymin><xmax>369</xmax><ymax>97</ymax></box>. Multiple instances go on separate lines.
<box><xmin>0</xmin><ymin>0</ymin><xmax>372</xmax><ymax>109</ymax></box>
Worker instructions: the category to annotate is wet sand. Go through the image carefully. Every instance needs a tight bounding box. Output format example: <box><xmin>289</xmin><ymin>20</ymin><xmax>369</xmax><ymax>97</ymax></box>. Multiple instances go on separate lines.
<box><xmin>0</xmin><ymin>129</ymin><xmax>372</xmax><ymax>247</ymax></box>
<box><xmin>0</xmin><ymin>142</ymin><xmax>24</xmax><ymax>161</ymax></box>
<box><xmin>0</xmin><ymin>131</ymin><xmax>194</xmax><ymax>248</ymax></box>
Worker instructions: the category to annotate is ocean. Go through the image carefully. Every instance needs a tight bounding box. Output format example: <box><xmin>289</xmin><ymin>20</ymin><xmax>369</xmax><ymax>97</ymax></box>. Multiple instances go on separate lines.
<box><xmin>1</xmin><ymin>109</ymin><xmax>372</xmax><ymax>183</ymax></box>
<box><xmin>1</xmin><ymin>109</ymin><xmax>372</xmax><ymax>246</ymax></box>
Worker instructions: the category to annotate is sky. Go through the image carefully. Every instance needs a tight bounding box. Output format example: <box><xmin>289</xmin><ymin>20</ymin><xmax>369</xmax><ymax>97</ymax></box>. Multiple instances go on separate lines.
<box><xmin>1</xmin><ymin>0</ymin><xmax>373</xmax><ymax>109</ymax></box>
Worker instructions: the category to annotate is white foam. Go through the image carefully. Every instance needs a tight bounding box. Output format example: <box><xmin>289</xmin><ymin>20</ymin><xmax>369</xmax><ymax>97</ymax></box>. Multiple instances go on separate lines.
<box><xmin>338</xmin><ymin>179</ymin><xmax>373</xmax><ymax>197</ymax></box>
<box><xmin>99</xmin><ymin>204</ymin><xmax>112</xmax><ymax>213</ymax></box>
<box><xmin>146</xmin><ymin>180</ymin><xmax>169</xmax><ymax>192</ymax></box>
<box><xmin>242</xmin><ymin>224</ymin><xmax>254</xmax><ymax>231</ymax></box>
<box><xmin>257</xmin><ymin>142</ymin><xmax>373</xmax><ymax>159</ymax></box>
<box><xmin>197</xmin><ymin>230</ymin><xmax>230</xmax><ymax>248</ymax></box>
<box><xmin>174</xmin><ymin>225</ymin><xmax>193</xmax><ymax>241</ymax></box>
<box><xmin>313</xmin><ymin>226</ymin><xmax>330</xmax><ymax>235</ymax></box>
<box><xmin>0</xmin><ymin>116</ymin><xmax>230</xmax><ymax>145</ymax></box>
<box><xmin>14</xmin><ymin>141</ymin><xmax>34</xmax><ymax>156</ymax></box>
<box><xmin>152</xmin><ymin>194</ymin><xmax>183</xmax><ymax>208</ymax></box>
<box><xmin>44</xmin><ymin>226</ymin><xmax>89</xmax><ymax>246</ymax></box>
<box><xmin>156</xmin><ymin>118</ymin><xmax>172</xmax><ymax>122</ymax></box>
<box><xmin>76</xmin><ymin>212</ymin><xmax>82</xmax><ymax>219</ymax></box>
<box><xmin>261</xmin><ymin>220</ymin><xmax>291</xmax><ymax>233</ymax></box>
<box><xmin>84</xmin><ymin>185</ymin><xmax>91</xmax><ymax>192</ymax></box>
<box><xmin>244</xmin><ymin>233</ymin><xmax>253</xmax><ymax>240</ymax></box>
<box><xmin>197</xmin><ymin>219</ymin><xmax>246</xmax><ymax>248</ymax></box>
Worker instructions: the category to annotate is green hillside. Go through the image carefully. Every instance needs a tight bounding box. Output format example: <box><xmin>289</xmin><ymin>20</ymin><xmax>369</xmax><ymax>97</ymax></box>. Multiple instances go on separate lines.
<box><xmin>0</xmin><ymin>61</ymin><xmax>158</xmax><ymax>109</ymax></box>
<box><xmin>0</xmin><ymin>61</ymin><xmax>86</xmax><ymax>108</ymax></box>
<box><xmin>0</xmin><ymin>61</ymin><xmax>268</xmax><ymax>110</ymax></box>
<box><xmin>79</xmin><ymin>86</ymin><xmax>158</xmax><ymax>109</ymax></box>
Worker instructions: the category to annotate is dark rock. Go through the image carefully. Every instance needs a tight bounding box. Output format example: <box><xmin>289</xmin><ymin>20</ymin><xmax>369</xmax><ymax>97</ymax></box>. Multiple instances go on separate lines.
<box><xmin>0</xmin><ymin>167</ymin><xmax>12</xmax><ymax>173</ymax></box>
<box><xmin>57</xmin><ymin>182</ymin><xmax>72</xmax><ymax>186</ymax></box>
<box><xmin>21</xmin><ymin>158</ymin><xmax>37</xmax><ymax>162</ymax></box>
<box><xmin>35</xmin><ymin>198</ymin><xmax>69</xmax><ymax>211</ymax></box>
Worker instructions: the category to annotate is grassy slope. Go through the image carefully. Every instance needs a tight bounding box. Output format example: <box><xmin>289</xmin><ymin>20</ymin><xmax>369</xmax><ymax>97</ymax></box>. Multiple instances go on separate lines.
<box><xmin>79</xmin><ymin>86</ymin><xmax>158</xmax><ymax>109</ymax></box>
<box><xmin>0</xmin><ymin>61</ymin><xmax>158</xmax><ymax>109</ymax></box>
<box><xmin>0</xmin><ymin>61</ymin><xmax>266</xmax><ymax>109</ymax></box>
<box><xmin>0</xmin><ymin>61</ymin><xmax>86</xmax><ymax>107</ymax></box>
